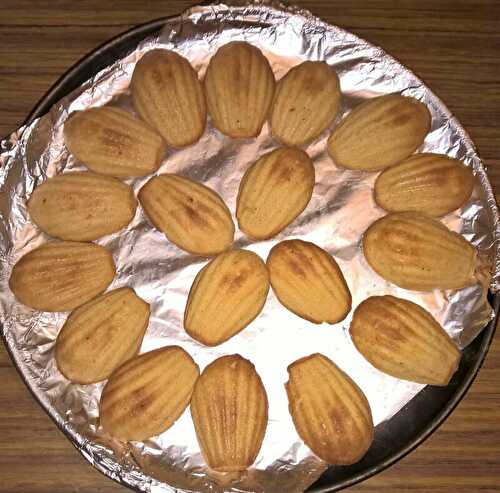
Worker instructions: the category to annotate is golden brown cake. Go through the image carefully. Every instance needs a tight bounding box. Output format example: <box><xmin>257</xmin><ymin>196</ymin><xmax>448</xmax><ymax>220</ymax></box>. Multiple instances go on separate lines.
<box><xmin>363</xmin><ymin>212</ymin><xmax>477</xmax><ymax>291</ymax></box>
<box><xmin>63</xmin><ymin>106</ymin><xmax>166</xmax><ymax>177</ymax></box>
<box><xmin>100</xmin><ymin>346</ymin><xmax>199</xmax><ymax>441</ymax></box>
<box><xmin>9</xmin><ymin>241</ymin><xmax>116</xmax><ymax>312</ymax></box>
<box><xmin>374</xmin><ymin>153</ymin><xmax>475</xmax><ymax>217</ymax></box>
<box><xmin>131</xmin><ymin>49</ymin><xmax>207</xmax><ymax>147</ymax></box>
<box><xmin>204</xmin><ymin>41</ymin><xmax>275</xmax><ymax>138</ymax></box>
<box><xmin>271</xmin><ymin>61</ymin><xmax>341</xmax><ymax>146</ymax></box>
<box><xmin>55</xmin><ymin>287</ymin><xmax>150</xmax><ymax>384</ymax></box>
<box><xmin>350</xmin><ymin>295</ymin><xmax>461</xmax><ymax>385</ymax></box>
<box><xmin>139</xmin><ymin>174</ymin><xmax>234</xmax><ymax>256</ymax></box>
<box><xmin>267</xmin><ymin>239</ymin><xmax>351</xmax><ymax>324</ymax></box>
<box><xmin>190</xmin><ymin>355</ymin><xmax>268</xmax><ymax>472</ymax></box>
<box><xmin>327</xmin><ymin>94</ymin><xmax>431</xmax><ymax>171</ymax></box>
<box><xmin>236</xmin><ymin>147</ymin><xmax>315</xmax><ymax>240</ymax></box>
<box><xmin>28</xmin><ymin>172</ymin><xmax>137</xmax><ymax>241</ymax></box>
<box><xmin>184</xmin><ymin>249</ymin><xmax>270</xmax><ymax>346</ymax></box>
<box><xmin>286</xmin><ymin>353</ymin><xmax>374</xmax><ymax>464</ymax></box>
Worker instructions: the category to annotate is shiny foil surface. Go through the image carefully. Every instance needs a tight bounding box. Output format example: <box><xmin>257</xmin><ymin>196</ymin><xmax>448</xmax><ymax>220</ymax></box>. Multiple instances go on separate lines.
<box><xmin>1</xmin><ymin>2</ymin><xmax>499</xmax><ymax>492</ymax></box>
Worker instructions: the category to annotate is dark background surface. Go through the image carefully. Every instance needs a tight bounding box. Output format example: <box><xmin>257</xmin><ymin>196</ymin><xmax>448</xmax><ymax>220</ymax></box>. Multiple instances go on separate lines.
<box><xmin>0</xmin><ymin>1</ymin><xmax>499</xmax><ymax>492</ymax></box>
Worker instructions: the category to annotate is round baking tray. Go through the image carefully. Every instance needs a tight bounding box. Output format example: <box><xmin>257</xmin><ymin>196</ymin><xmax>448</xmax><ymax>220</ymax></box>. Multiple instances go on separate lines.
<box><xmin>7</xmin><ymin>14</ymin><xmax>499</xmax><ymax>493</ymax></box>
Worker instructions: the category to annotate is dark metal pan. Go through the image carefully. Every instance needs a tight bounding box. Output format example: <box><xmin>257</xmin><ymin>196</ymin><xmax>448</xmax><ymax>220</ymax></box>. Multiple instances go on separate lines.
<box><xmin>12</xmin><ymin>15</ymin><xmax>500</xmax><ymax>493</ymax></box>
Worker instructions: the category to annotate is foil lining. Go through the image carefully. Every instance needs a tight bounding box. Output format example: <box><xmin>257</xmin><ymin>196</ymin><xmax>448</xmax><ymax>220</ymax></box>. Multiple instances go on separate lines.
<box><xmin>1</xmin><ymin>2</ymin><xmax>499</xmax><ymax>492</ymax></box>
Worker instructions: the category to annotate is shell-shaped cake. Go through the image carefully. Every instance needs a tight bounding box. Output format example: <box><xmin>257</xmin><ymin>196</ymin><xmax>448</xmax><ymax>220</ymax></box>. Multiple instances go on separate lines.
<box><xmin>271</xmin><ymin>61</ymin><xmax>341</xmax><ymax>146</ymax></box>
<box><xmin>267</xmin><ymin>240</ymin><xmax>351</xmax><ymax>324</ymax></box>
<box><xmin>286</xmin><ymin>353</ymin><xmax>374</xmax><ymax>465</ymax></box>
<box><xmin>100</xmin><ymin>346</ymin><xmax>199</xmax><ymax>441</ymax></box>
<box><xmin>139</xmin><ymin>174</ymin><xmax>234</xmax><ymax>256</ymax></box>
<box><xmin>190</xmin><ymin>355</ymin><xmax>268</xmax><ymax>472</ymax></box>
<box><xmin>184</xmin><ymin>249</ymin><xmax>270</xmax><ymax>346</ymax></box>
<box><xmin>9</xmin><ymin>241</ymin><xmax>116</xmax><ymax>312</ymax></box>
<box><xmin>55</xmin><ymin>288</ymin><xmax>150</xmax><ymax>384</ymax></box>
<box><xmin>350</xmin><ymin>295</ymin><xmax>461</xmax><ymax>385</ymax></box>
<box><xmin>204</xmin><ymin>41</ymin><xmax>275</xmax><ymax>138</ymax></box>
<box><xmin>64</xmin><ymin>106</ymin><xmax>166</xmax><ymax>177</ymax></box>
<box><xmin>236</xmin><ymin>147</ymin><xmax>315</xmax><ymax>240</ymax></box>
<box><xmin>28</xmin><ymin>172</ymin><xmax>137</xmax><ymax>241</ymax></box>
<box><xmin>374</xmin><ymin>153</ymin><xmax>475</xmax><ymax>217</ymax></box>
<box><xmin>327</xmin><ymin>94</ymin><xmax>431</xmax><ymax>171</ymax></box>
<box><xmin>131</xmin><ymin>49</ymin><xmax>207</xmax><ymax>147</ymax></box>
<box><xmin>363</xmin><ymin>212</ymin><xmax>477</xmax><ymax>291</ymax></box>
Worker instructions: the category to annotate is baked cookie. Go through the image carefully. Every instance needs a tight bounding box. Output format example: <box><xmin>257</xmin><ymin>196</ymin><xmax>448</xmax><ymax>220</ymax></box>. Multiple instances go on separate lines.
<box><xmin>28</xmin><ymin>172</ymin><xmax>137</xmax><ymax>241</ymax></box>
<box><xmin>374</xmin><ymin>153</ymin><xmax>475</xmax><ymax>217</ymax></box>
<box><xmin>204</xmin><ymin>41</ymin><xmax>275</xmax><ymax>138</ymax></box>
<box><xmin>184</xmin><ymin>249</ymin><xmax>270</xmax><ymax>346</ymax></box>
<box><xmin>139</xmin><ymin>174</ymin><xmax>234</xmax><ymax>256</ymax></box>
<box><xmin>350</xmin><ymin>295</ymin><xmax>461</xmax><ymax>385</ymax></box>
<box><xmin>131</xmin><ymin>49</ymin><xmax>207</xmax><ymax>147</ymax></box>
<box><xmin>363</xmin><ymin>212</ymin><xmax>477</xmax><ymax>291</ymax></box>
<box><xmin>63</xmin><ymin>106</ymin><xmax>166</xmax><ymax>177</ymax></box>
<box><xmin>271</xmin><ymin>61</ymin><xmax>341</xmax><ymax>146</ymax></box>
<box><xmin>9</xmin><ymin>241</ymin><xmax>115</xmax><ymax>312</ymax></box>
<box><xmin>100</xmin><ymin>346</ymin><xmax>199</xmax><ymax>441</ymax></box>
<box><xmin>190</xmin><ymin>355</ymin><xmax>268</xmax><ymax>472</ymax></box>
<box><xmin>328</xmin><ymin>94</ymin><xmax>431</xmax><ymax>171</ymax></box>
<box><xmin>56</xmin><ymin>287</ymin><xmax>150</xmax><ymax>384</ymax></box>
<box><xmin>236</xmin><ymin>147</ymin><xmax>315</xmax><ymax>240</ymax></box>
<box><xmin>286</xmin><ymin>353</ymin><xmax>374</xmax><ymax>465</ymax></box>
<box><xmin>267</xmin><ymin>239</ymin><xmax>351</xmax><ymax>324</ymax></box>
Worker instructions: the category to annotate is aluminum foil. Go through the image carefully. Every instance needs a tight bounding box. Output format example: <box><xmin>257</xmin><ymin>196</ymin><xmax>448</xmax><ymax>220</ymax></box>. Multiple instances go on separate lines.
<box><xmin>1</xmin><ymin>2</ymin><xmax>499</xmax><ymax>492</ymax></box>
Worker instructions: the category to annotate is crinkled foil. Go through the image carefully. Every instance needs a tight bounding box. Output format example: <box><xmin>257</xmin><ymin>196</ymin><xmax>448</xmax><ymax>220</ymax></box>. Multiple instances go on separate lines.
<box><xmin>1</xmin><ymin>2</ymin><xmax>499</xmax><ymax>492</ymax></box>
